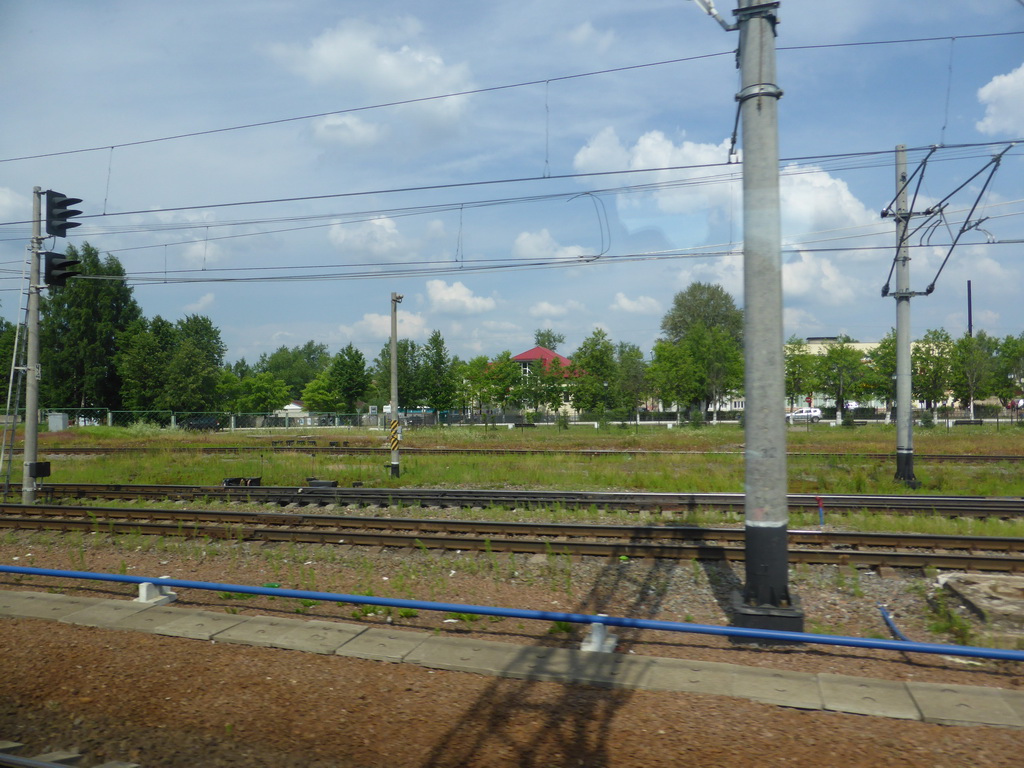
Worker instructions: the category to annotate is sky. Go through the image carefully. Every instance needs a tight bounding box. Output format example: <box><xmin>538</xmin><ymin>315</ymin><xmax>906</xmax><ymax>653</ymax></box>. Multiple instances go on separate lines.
<box><xmin>1</xmin><ymin>1</ymin><xmax>1022</xmax><ymax>367</ymax></box>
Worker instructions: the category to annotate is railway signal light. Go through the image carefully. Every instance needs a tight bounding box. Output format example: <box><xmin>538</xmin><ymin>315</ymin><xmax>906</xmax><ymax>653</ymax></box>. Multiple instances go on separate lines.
<box><xmin>44</xmin><ymin>190</ymin><xmax>83</xmax><ymax>238</ymax></box>
<box><xmin>42</xmin><ymin>251</ymin><xmax>81</xmax><ymax>287</ymax></box>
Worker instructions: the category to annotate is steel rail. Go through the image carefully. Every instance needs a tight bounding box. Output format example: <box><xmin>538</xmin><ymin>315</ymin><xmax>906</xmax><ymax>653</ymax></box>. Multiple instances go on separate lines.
<box><xmin>3</xmin><ymin>502</ymin><xmax>1024</xmax><ymax>553</ymax></box>
<box><xmin>15</xmin><ymin>483</ymin><xmax>1024</xmax><ymax>518</ymax></box>
<box><xmin>1</xmin><ymin>510</ymin><xmax>1021</xmax><ymax>571</ymax></box>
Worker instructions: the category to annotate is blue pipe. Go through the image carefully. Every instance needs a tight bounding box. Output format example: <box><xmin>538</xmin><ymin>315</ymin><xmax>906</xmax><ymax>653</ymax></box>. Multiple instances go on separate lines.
<box><xmin>877</xmin><ymin>602</ymin><xmax>912</xmax><ymax>642</ymax></box>
<box><xmin>3</xmin><ymin>565</ymin><xmax>1023</xmax><ymax>662</ymax></box>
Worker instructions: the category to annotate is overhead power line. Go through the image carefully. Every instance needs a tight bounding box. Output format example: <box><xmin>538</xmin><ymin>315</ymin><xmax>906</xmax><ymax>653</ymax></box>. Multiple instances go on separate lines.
<box><xmin>2</xmin><ymin>30</ymin><xmax>1021</xmax><ymax>166</ymax></box>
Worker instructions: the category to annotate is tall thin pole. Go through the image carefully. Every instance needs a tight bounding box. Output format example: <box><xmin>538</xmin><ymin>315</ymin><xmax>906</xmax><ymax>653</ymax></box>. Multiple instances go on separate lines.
<box><xmin>389</xmin><ymin>292</ymin><xmax>403</xmax><ymax>478</ymax></box>
<box><xmin>21</xmin><ymin>188</ymin><xmax>42</xmax><ymax>504</ymax></box>
<box><xmin>893</xmin><ymin>145</ymin><xmax>918</xmax><ymax>486</ymax></box>
<box><xmin>733</xmin><ymin>0</ymin><xmax>801</xmax><ymax>630</ymax></box>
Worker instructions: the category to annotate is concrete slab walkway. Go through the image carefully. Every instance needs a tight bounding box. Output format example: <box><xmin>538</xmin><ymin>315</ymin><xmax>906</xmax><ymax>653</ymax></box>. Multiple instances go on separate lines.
<box><xmin>2</xmin><ymin>589</ymin><xmax>1022</xmax><ymax>729</ymax></box>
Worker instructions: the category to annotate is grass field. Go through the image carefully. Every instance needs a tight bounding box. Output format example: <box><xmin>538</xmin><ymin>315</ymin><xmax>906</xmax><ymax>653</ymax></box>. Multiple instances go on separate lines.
<box><xmin>22</xmin><ymin>420</ymin><xmax>1024</xmax><ymax>500</ymax></box>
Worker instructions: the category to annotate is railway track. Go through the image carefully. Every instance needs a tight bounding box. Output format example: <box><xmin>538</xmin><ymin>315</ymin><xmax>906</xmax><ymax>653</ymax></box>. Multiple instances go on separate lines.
<box><xmin>22</xmin><ymin>444</ymin><xmax>1024</xmax><ymax>463</ymax></box>
<box><xmin>2</xmin><ymin>502</ymin><xmax>1022</xmax><ymax>572</ymax></box>
<box><xmin>11</xmin><ymin>483</ymin><xmax>1024</xmax><ymax>518</ymax></box>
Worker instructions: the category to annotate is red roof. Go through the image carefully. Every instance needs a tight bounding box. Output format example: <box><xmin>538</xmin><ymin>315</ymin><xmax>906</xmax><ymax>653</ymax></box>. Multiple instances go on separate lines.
<box><xmin>512</xmin><ymin>346</ymin><xmax>572</xmax><ymax>368</ymax></box>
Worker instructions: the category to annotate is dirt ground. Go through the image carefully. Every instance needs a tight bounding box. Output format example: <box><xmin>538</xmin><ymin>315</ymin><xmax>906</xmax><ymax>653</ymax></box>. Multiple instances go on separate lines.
<box><xmin>1</xmin><ymin>536</ymin><xmax>1023</xmax><ymax>767</ymax></box>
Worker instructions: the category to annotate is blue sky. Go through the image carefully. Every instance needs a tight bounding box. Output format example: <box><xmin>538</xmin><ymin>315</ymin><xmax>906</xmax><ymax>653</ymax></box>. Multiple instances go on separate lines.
<box><xmin>1</xmin><ymin>1</ymin><xmax>1022</xmax><ymax>366</ymax></box>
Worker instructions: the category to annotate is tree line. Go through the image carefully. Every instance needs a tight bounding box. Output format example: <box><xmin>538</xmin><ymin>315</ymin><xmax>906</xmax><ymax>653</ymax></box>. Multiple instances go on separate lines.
<box><xmin>2</xmin><ymin>244</ymin><xmax>1022</xmax><ymax>419</ymax></box>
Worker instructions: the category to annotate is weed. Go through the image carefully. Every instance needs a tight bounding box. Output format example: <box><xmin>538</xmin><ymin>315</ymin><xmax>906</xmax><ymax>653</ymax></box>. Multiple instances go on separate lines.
<box><xmin>925</xmin><ymin>586</ymin><xmax>974</xmax><ymax>645</ymax></box>
<box><xmin>548</xmin><ymin>620</ymin><xmax>574</xmax><ymax>634</ymax></box>
<box><xmin>445</xmin><ymin>612</ymin><xmax>481</xmax><ymax>624</ymax></box>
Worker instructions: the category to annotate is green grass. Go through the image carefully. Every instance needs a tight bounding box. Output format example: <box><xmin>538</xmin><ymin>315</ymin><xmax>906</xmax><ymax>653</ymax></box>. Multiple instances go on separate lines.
<box><xmin>16</xmin><ymin>423</ymin><xmax>1024</xmax><ymax>537</ymax></box>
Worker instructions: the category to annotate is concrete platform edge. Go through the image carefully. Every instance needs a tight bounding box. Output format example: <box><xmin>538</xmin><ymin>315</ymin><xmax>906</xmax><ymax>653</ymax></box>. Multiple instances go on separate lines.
<box><xmin>2</xmin><ymin>589</ymin><xmax>1021</xmax><ymax>729</ymax></box>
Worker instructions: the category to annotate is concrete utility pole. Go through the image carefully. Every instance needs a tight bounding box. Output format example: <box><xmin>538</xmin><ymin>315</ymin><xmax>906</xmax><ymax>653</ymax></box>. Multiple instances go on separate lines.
<box><xmin>892</xmin><ymin>145</ymin><xmax>919</xmax><ymax>487</ymax></box>
<box><xmin>21</xmin><ymin>188</ymin><xmax>43</xmax><ymax>504</ymax></box>
<box><xmin>731</xmin><ymin>0</ymin><xmax>802</xmax><ymax>631</ymax></box>
<box><xmin>389</xmin><ymin>292</ymin><xmax>403</xmax><ymax>478</ymax></box>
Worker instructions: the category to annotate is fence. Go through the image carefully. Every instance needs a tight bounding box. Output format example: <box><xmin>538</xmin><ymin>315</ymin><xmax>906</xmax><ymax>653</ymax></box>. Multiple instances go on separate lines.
<box><xmin>9</xmin><ymin>405</ymin><xmax>1023</xmax><ymax>432</ymax></box>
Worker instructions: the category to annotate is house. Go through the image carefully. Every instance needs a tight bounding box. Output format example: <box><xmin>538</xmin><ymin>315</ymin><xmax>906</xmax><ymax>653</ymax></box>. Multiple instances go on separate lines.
<box><xmin>512</xmin><ymin>346</ymin><xmax>574</xmax><ymax>412</ymax></box>
<box><xmin>274</xmin><ymin>400</ymin><xmax>310</xmax><ymax>425</ymax></box>
<box><xmin>511</xmin><ymin>346</ymin><xmax>572</xmax><ymax>375</ymax></box>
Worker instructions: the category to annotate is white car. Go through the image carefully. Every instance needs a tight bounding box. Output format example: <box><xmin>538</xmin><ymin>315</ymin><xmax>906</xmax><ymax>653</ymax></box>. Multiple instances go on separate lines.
<box><xmin>786</xmin><ymin>407</ymin><xmax>822</xmax><ymax>423</ymax></box>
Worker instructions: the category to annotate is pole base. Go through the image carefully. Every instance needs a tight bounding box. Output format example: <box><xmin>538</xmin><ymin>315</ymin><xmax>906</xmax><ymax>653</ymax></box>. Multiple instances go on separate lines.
<box><xmin>895</xmin><ymin>451</ymin><xmax>920</xmax><ymax>488</ymax></box>
<box><xmin>730</xmin><ymin>590</ymin><xmax>804</xmax><ymax>644</ymax></box>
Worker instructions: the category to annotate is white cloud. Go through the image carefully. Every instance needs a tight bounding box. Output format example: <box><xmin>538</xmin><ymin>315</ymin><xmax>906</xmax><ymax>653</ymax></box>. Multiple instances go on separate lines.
<box><xmin>338</xmin><ymin>310</ymin><xmax>427</xmax><ymax>342</ymax></box>
<box><xmin>313</xmin><ymin>114</ymin><xmax>384</xmax><ymax>146</ymax></box>
<box><xmin>512</xmin><ymin>229</ymin><xmax>589</xmax><ymax>260</ymax></box>
<box><xmin>183</xmin><ymin>292</ymin><xmax>215</xmax><ymax>313</ymax></box>
<box><xmin>783</xmin><ymin>306</ymin><xmax>822</xmax><ymax>335</ymax></box>
<box><xmin>529</xmin><ymin>300</ymin><xmax>585</xmax><ymax>318</ymax></box>
<box><xmin>425</xmin><ymin>279</ymin><xmax>496</xmax><ymax>314</ymax></box>
<box><xmin>567</xmin><ymin>21</ymin><xmax>614</xmax><ymax>54</ymax></box>
<box><xmin>272</xmin><ymin>18</ymin><xmax>473</xmax><ymax>122</ymax></box>
<box><xmin>780</xmin><ymin>163</ymin><xmax>880</xmax><ymax>248</ymax></box>
<box><xmin>783</xmin><ymin>248</ymin><xmax>859</xmax><ymax>304</ymax></box>
<box><xmin>329</xmin><ymin>216</ymin><xmax>405</xmax><ymax>256</ymax></box>
<box><xmin>976</xmin><ymin>62</ymin><xmax>1024</xmax><ymax>135</ymax></box>
<box><xmin>573</xmin><ymin>128</ymin><xmax>735</xmax><ymax>214</ymax></box>
<box><xmin>610</xmin><ymin>292</ymin><xmax>661</xmax><ymax>314</ymax></box>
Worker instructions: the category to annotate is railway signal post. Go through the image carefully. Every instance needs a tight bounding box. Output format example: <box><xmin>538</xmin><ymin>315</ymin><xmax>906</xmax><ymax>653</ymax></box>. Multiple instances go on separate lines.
<box><xmin>389</xmin><ymin>292</ymin><xmax>403</xmax><ymax>478</ymax></box>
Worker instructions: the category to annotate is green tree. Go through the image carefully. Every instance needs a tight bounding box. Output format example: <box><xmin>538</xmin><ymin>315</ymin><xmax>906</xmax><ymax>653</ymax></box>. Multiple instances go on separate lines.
<box><xmin>216</xmin><ymin>368</ymin><xmax>244</xmax><ymax>412</ymax></box>
<box><xmin>861</xmin><ymin>329</ymin><xmax>897</xmax><ymax>409</ymax></box>
<box><xmin>459</xmin><ymin>355</ymin><xmax>493</xmax><ymax>415</ymax></box>
<box><xmin>518</xmin><ymin>358</ymin><xmax>569</xmax><ymax>413</ymax></box>
<box><xmin>816</xmin><ymin>335</ymin><xmax>867</xmax><ymax>415</ymax></box>
<box><xmin>117</xmin><ymin>316</ymin><xmax>175</xmax><ymax>412</ymax></box>
<box><xmin>950</xmin><ymin>330</ymin><xmax>998</xmax><ymax>417</ymax></box>
<box><xmin>994</xmin><ymin>333</ymin><xmax>1024</xmax><ymax>407</ymax></box>
<box><xmin>686</xmin><ymin>323</ymin><xmax>743</xmax><ymax>416</ymax></box>
<box><xmin>331</xmin><ymin>343</ymin><xmax>371</xmax><ymax>413</ymax></box>
<box><xmin>660</xmin><ymin>282</ymin><xmax>743</xmax><ymax>345</ymax></box>
<box><xmin>614</xmin><ymin>342</ymin><xmax>649</xmax><ymax>413</ymax></box>
<box><xmin>39</xmin><ymin>243</ymin><xmax>142</xmax><ymax>409</ymax></box>
<box><xmin>420</xmin><ymin>330</ymin><xmax>456</xmax><ymax>414</ymax></box>
<box><xmin>255</xmin><ymin>341</ymin><xmax>330</xmax><ymax>400</ymax></box>
<box><xmin>0</xmin><ymin>320</ymin><xmax>22</xmax><ymax>413</ymax></box>
<box><xmin>482</xmin><ymin>350</ymin><xmax>522</xmax><ymax>411</ymax></box>
<box><xmin>647</xmin><ymin>339</ymin><xmax>697</xmax><ymax>411</ymax></box>
<box><xmin>235</xmin><ymin>372</ymin><xmax>291</xmax><ymax>413</ymax></box>
<box><xmin>912</xmin><ymin>328</ymin><xmax>953</xmax><ymax>411</ymax></box>
<box><xmin>158</xmin><ymin>315</ymin><xmax>226</xmax><ymax>412</ymax></box>
<box><xmin>371</xmin><ymin>339</ymin><xmax>423</xmax><ymax>409</ymax></box>
<box><xmin>533</xmin><ymin>328</ymin><xmax>565</xmax><ymax>352</ymax></box>
<box><xmin>568</xmin><ymin>329</ymin><xmax>617</xmax><ymax>413</ymax></box>
<box><xmin>784</xmin><ymin>336</ymin><xmax>819</xmax><ymax>409</ymax></box>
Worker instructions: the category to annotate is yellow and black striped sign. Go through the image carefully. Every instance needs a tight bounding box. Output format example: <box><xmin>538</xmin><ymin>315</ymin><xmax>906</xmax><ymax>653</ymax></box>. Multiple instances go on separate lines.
<box><xmin>389</xmin><ymin>436</ymin><xmax>399</xmax><ymax>451</ymax></box>
<box><xmin>389</xmin><ymin>419</ymin><xmax>399</xmax><ymax>451</ymax></box>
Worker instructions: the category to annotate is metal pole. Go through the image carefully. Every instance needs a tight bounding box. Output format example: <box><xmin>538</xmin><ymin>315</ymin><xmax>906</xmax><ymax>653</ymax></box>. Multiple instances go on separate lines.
<box><xmin>893</xmin><ymin>145</ymin><xmax>918</xmax><ymax>487</ymax></box>
<box><xmin>389</xmin><ymin>292</ymin><xmax>403</xmax><ymax>478</ymax></box>
<box><xmin>21</xmin><ymin>188</ymin><xmax>42</xmax><ymax>504</ymax></box>
<box><xmin>732</xmin><ymin>0</ymin><xmax>802</xmax><ymax>632</ymax></box>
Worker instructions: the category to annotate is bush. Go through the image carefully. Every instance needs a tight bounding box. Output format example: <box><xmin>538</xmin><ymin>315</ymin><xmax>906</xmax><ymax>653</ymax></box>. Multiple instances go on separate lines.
<box><xmin>688</xmin><ymin>410</ymin><xmax>705</xmax><ymax>429</ymax></box>
<box><xmin>920</xmin><ymin>411</ymin><xmax>935</xmax><ymax>429</ymax></box>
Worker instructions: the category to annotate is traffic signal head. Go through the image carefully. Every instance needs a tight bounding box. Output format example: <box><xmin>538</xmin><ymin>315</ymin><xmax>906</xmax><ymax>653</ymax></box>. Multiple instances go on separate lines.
<box><xmin>43</xmin><ymin>252</ymin><xmax>81</xmax><ymax>287</ymax></box>
<box><xmin>44</xmin><ymin>190</ymin><xmax>83</xmax><ymax>238</ymax></box>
